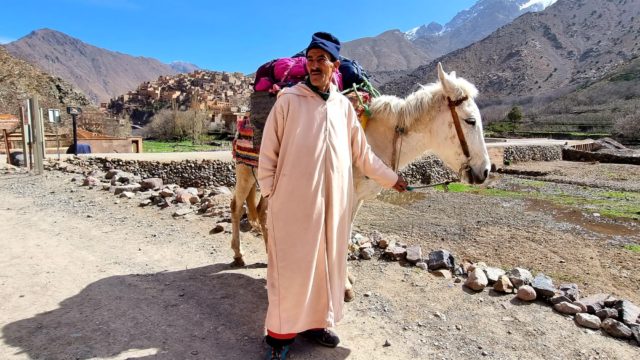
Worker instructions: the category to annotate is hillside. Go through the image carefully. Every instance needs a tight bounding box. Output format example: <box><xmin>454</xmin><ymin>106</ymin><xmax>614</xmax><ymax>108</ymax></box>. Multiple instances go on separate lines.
<box><xmin>342</xmin><ymin>0</ymin><xmax>555</xmax><ymax>72</ymax></box>
<box><xmin>0</xmin><ymin>46</ymin><xmax>89</xmax><ymax>116</ymax></box>
<box><xmin>4</xmin><ymin>29</ymin><xmax>178</xmax><ymax>104</ymax></box>
<box><xmin>381</xmin><ymin>0</ymin><xmax>640</xmax><ymax>101</ymax></box>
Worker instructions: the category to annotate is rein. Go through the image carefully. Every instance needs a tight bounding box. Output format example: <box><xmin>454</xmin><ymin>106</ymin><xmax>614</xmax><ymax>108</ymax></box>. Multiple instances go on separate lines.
<box><xmin>390</xmin><ymin>95</ymin><xmax>470</xmax><ymax>173</ymax></box>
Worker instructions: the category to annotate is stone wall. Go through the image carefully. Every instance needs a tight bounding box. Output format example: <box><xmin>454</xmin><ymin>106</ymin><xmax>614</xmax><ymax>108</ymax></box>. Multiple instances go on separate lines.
<box><xmin>503</xmin><ymin>145</ymin><xmax>563</xmax><ymax>163</ymax></box>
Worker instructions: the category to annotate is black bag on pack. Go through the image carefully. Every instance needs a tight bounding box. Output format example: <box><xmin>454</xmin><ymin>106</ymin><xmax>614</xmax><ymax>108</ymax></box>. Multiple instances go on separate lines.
<box><xmin>339</xmin><ymin>57</ymin><xmax>370</xmax><ymax>90</ymax></box>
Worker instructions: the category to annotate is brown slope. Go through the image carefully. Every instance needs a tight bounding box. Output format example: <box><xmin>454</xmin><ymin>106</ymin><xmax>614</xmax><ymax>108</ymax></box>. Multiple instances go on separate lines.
<box><xmin>4</xmin><ymin>29</ymin><xmax>177</xmax><ymax>104</ymax></box>
<box><xmin>380</xmin><ymin>0</ymin><xmax>640</xmax><ymax>101</ymax></box>
<box><xmin>341</xmin><ymin>30</ymin><xmax>431</xmax><ymax>72</ymax></box>
<box><xmin>0</xmin><ymin>46</ymin><xmax>89</xmax><ymax>115</ymax></box>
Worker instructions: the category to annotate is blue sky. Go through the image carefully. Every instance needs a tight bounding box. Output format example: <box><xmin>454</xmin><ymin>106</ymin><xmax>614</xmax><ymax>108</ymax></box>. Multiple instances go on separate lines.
<box><xmin>0</xmin><ymin>0</ymin><xmax>477</xmax><ymax>73</ymax></box>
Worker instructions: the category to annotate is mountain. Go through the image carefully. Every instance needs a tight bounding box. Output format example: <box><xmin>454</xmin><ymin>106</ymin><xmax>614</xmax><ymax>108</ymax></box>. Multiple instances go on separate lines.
<box><xmin>409</xmin><ymin>0</ymin><xmax>558</xmax><ymax>61</ymax></box>
<box><xmin>341</xmin><ymin>30</ymin><xmax>431</xmax><ymax>72</ymax></box>
<box><xmin>380</xmin><ymin>0</ymin><xmax>640</xmax><ymax>102</ymax></box>
<box><xmin>0</xmin><ymin>46</ymin><xmax>89</xmax><ymax>116</ymax></box>
<box><xmin>3</xmin><ymin>29</ymin><xmax>178</xmax><ymax>104</ymax></box>
<box><xmin>170</xmin><ymin>61</ymin><xmax>201</xmax><ymax>73</ymax></box>
<box><xmin>342</xmin><ymin>0</ymin><xmax>556</xmax><ymax>72</ymax></box>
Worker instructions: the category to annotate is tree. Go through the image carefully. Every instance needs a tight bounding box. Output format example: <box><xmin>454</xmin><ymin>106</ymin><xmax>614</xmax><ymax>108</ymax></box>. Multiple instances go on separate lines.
<box><xmin>506</xmin><ymin>106</ymin><xmax>523</xmax><ymax>123</ymax></box>
<box><xmin>614</xmin><ymin>112</ymin><xmax>640</xmax><ymax>139</ymax></box>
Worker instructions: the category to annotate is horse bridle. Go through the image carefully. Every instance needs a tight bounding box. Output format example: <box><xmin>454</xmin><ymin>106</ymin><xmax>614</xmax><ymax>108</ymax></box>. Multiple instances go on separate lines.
<box><xmin>390</xmin><ymin>95</ymin><xmax>471</xmax><ymax>172</ymax></box>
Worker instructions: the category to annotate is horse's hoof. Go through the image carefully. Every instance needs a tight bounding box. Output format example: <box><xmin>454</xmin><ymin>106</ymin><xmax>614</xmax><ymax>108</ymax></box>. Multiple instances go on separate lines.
<box><xmin>232</xmin><ymin>257</ymin><xmax>246</xmax><ymax>267</ymax></box>
<box><xmin>344</xmin><ymin>289</ymin><xmax>355</xmax><ymax>302</ymax></box>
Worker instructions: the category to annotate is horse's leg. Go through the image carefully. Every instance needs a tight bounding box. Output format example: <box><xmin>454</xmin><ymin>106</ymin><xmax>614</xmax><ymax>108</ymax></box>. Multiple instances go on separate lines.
<box><xmin>256</xmin><ymin>195</ymin><xmax>268</xmax><ymax>253</ymax></box>
<box><xmin>245</xmin><ymin>175</ymin><xmax>260</xmax><ymax>230</ymax></box>
<box><xmin>344</xmin><ymin>198</ymin><xmax>365</xmax><ymax>302</ymax></box>
<box><xmin>230</xmin><ymin>164</ymin><xmax>254</xmax><ymax>267</ymax></box>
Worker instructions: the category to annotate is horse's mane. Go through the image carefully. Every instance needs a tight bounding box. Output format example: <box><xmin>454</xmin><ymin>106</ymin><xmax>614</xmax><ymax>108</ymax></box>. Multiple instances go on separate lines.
<box><xmin>370</xmin><ymin>76</ymin><xmax>478</xmax><ymax>129</ymax></box>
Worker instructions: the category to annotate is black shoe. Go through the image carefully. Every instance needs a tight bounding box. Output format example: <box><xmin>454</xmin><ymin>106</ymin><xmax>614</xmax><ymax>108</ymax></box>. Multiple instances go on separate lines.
<box><xmin>265</xmin><ymin>345</ymin><xmax>290</xmax><ymax>360</ymax></box>
<box><xmin>301</xmin><ymin>328</ymin><xmax>340</xmax><ymax>348</ymax></box>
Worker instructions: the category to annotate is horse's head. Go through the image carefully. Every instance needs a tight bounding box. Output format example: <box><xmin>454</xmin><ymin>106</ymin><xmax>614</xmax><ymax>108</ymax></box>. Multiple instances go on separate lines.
<box><xmin>432</xmin><ymin>63</ymin><xmax>491</xmax><ymax>184</ymax></box>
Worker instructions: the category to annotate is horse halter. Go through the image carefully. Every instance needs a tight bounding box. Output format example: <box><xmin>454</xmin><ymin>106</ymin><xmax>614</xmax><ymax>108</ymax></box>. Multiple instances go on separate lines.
<box><xmin>390</xmin><ymin>95</ymin><xmax>471</xmax><ymax>173</ymax></box>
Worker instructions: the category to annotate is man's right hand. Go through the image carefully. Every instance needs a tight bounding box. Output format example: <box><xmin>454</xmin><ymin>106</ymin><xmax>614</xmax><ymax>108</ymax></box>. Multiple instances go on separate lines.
<box><xmin>392</xmin><ymin>175</ymin><xmax>408</xmax><ymax>192</ymax></box>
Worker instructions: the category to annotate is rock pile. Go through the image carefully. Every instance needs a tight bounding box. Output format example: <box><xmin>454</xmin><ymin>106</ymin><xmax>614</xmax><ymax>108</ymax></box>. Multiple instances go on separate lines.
<box><xmin>503</xmin><ymin>145</ymin><xmax>562</xmax><ymax>163</ymax></box>
<box><xmin>349</xmin><ymin>231</ymin><xmax>640</xmax><ymax>347</ymax></box>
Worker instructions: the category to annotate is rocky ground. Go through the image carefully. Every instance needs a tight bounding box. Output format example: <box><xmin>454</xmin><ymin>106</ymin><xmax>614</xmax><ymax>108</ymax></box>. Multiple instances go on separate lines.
<box><xmin>1</xmin><ymin>159</ymin><xmax>639</xmax><ymax>360</ymax></box>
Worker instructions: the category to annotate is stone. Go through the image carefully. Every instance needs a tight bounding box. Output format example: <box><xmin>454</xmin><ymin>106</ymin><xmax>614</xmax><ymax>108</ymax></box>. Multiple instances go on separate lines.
<box><xmin>416</xmin><ymin>262</ymin><xmax>428</xmax><ymax>271</ymax></box>
<box><xmin>483</xmin><ymin>267</ymin><xmax>506</xmax><ymax>285</ymax></box>
<box><xmin>176</xmin><ymin>190</ymin><xmax>197</xmax><ymax>204</ymax></box>
<box><xmin>506</xmin><ymin>268</ymin><xmax>533</xmax><ymax>288</ymax></box>
<box><xmin>119</xmin><ymin>191</ymin><xmax>135</xmax><ymax>199</ymax></box>
<box><xmin>431</xmin><ymin>270</ymin><xmax>452</xmax><ymax>279</ymax></box>
<box><xmin>531</xmin><ymin>273</ymin><xmax>555</xmax><ymax>299</ymax></box>
<box><xmin>465</xmin><ymin>268</ymin><xmax>488</xmax><ymax>291</ymax></box>
<box><xmin>427</xmin><ymin>250</ymin><xmax>455</xmax><ymax>271</ymax></box>
<box><xmin>468</xmin><ymin>262</ymin><xmax>487</xmax><ymax>272</ymax></box>
<box><xmin>83</xmin><ymin>176</ymin><xmax>100</xmax><ymax>187</ymax></box>
<box><xmin>461</xmin><ymin>261</ymin><xmax>473</xmax><ymax>274</ymax></box>
<box><xmin>558</xmin><ymin>283</ymin><xmax>580</xmax><ymax>302</ymax></box>
<box><xmin>553</xmin><ymin>301</ymin><xmax>583</xmax><ymax>315</ymax></box>
<box><xmin>516</xmin><ymin>286</ymin><xmax>537</xmax><ymax>302</ymax></box>
<box><xmin>575</xmin><ymin>313</ymin><xmax>602</xmax><ymax>330</ymax></box>
<box><xmin>604</xmin><ymin>296</ymin><xmax>620</xmax><ymax>308</ymax></box>
<box><xmin>160</xmin><ymin>188</ymin><xmax>175</xmax><ymax>198</ymax></box>
<box><xmin>596</xmin><ymin>308</ymin><xmax>620</xmax><ymax>320</ymax></box>
<box><xmin>388</xmin><ymin>246</ymin><xmax>406</xmax><ymax>261</ymax></box>
<box><xmin>141</xmin><ymin>177</ymin><xmax>163</xmax><ymax>190</ymax></box>
<box><xmin>173</xmin><ymin>207</ymin><xmax>194</xmax><ymax>217</ymax></box>
<box><xmin>601</xmin><ymin>318</ymin><xmax>633</xmax><ymax>339</ymax></box>
<box><xmin>378</xmin><ymin>236</ymin><xmax>397</xmax><ymax>250</ymax></box>
<box><xmin>211</xmin><ymin>186</ymin><xmax>232</xmax><ymax>196</ymax></box>
<box><xmin>139</xmin><ymin>199</ymin><xmax>152</xmax><ymax>207</ymax></box>
<box><xmin>630</xmin><ymin>325</ymin><xmax>640</xmax><ymax>346</ymax></box>
<box><xmin>550</xmin><ymin>295</ymin><xmax>573</xmax><ymax>305</ymax></box>
<box><xmin>210</xmin><ymin>224</ymin><xmax>225</xmax><ymax>234</ymax></box>
<box><xmin>105</xmin><ymin>169</ymin><xmax>121</xmax><ymax>179</ymax></box>
<box><xmin>360</xmin><ymin>247</ymin><xmax>375</xmax><ymax>260</ymax></box>
<box><xmin>493</xmin><ymin>275</ymin><xmax>514</xmax><ymax>293</ymax></box>
<box><xmin>405</xmin><ymin>245</ymin><xmax>422</xmax><ymax>264</ymax></box>
<box><xmin>614</xmin><ymin>300</ymin><xmax>640</xmax><ymax>326</ymax></box>
<box><xmin>575</xmin><ymin>293</ymin><xmax>609</xmax><ymax>314</ymax></box>
<box><xmin>114</xmin><ymin>184</ymin><xmax>141</xmax><ymax>195</ymax></box>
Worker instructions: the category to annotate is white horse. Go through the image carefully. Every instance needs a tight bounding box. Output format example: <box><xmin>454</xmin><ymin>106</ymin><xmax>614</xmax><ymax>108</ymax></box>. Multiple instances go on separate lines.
<box><xmin>230</xmin><ymin>63</ymin><xmax>491</xmax><ymax>300</ymax></box>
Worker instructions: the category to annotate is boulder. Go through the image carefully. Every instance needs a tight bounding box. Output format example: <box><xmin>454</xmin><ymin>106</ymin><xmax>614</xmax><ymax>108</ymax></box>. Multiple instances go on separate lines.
<box><xmin>575</xmin><ymin>313</ymin><xmax>602</xmax><ymax>330</ymax></box>
<box><xmin>601</xmin><ymin>318</ymin><xmax>633</xmax><ymax>339</ymax></box>
<box><xmin>506</xmin><ymin>268</ymin><xmax>533</xmax><ymax>288</ymax></box>
<box><xmin>531</xmin><ymin>273</ymin><xmax>555</xmax><ymax>299</ymax></box>
<box><xmin>614</xmin><ymin>300</ymin><xmax>640</xmax><ymax>326</ymax></box>
<box><xmin>493</xmin><ymin>275</ymin><xmax>514</xmax><ymax>293</ymax></box>
<box><xmin>465</xmin><ymin>268</ymin><xmax>488</xmax><ymax>291</ymax></box>
<box><xmin>483</xmin><ymin>267</ymin><xmax>506</xmax><ymax>285</ymax></box>
<box><xmin>596</xmin><ymin>308</ymin><xmax>619</xmax><ymax>320</ymax></box>
<box><xmin>516</xmin><ymin>286</ymin><xmax>537</xmax><ymax>302</ymax></box>
<box><xmin>574</xmin><ymin>294</ymin><xmax>609</xmax><ymax>314</ymax></box>
<box><xmin>553</xmin><ymin>301</ymin><xmax>582</xmax><ymax>315</ymax></box>
<box><xmin>405</xmin><ymin>245</ymin><xmax>422</xmax><ymax>264</ymax></box>
<box><xmin>427</xmin><ymin>250</ymin><xmax>455</xmax><ymax>271</ymax></box>
<box><xmin>141</xmin><ymin>177</ymin><xmax>163</xmax><ymax>190</ymax></box>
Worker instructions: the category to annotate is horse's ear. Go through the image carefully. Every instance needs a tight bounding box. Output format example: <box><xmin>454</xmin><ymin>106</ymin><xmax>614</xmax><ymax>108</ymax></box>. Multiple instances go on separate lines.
<box><xmin>437</xmin><ymin>62</ymin><xmax>453</xmax><ymax>94</ymax></box>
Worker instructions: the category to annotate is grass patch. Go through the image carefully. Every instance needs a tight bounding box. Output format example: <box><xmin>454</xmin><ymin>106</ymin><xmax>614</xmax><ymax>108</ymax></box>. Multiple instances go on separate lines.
<box><xmin>144</xmin><ymin>139</ymin><xmax>231</xmax><ymax>153</ymax></box>
<box><xmin>434</xmin><ymin>182</ymin><xmax>640</xmax><ymax>220</ymax></box>
<box><xmin>624</xmin><ymin>244</ymin><xmax>640</xmax><ymax>253</ymax></box>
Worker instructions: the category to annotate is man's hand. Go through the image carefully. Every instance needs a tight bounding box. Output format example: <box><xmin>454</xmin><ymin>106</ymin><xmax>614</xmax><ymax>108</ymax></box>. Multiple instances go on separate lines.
<box><xmin>392</xmin><ymin>175</ymin><xmax>408</xmax><ymax>192</ymax></box>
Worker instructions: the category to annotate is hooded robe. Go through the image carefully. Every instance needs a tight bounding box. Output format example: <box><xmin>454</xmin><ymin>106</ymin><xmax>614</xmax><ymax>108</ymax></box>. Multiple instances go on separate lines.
<box><xmin>258</xmin><ymin>82</ymin><xmax>398</xmax><ymax>334</ymax></box>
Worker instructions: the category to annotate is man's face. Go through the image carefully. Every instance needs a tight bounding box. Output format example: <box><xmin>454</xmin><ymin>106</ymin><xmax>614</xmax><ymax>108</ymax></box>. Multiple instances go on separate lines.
<box><xmin>306</xmin><ymin>48</ymin><xmax>340</xmax><ymax>92</ymax></box>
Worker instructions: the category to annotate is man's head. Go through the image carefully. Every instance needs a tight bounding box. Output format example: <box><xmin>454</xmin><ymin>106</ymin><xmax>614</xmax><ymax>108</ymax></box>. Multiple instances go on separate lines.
<box><xmin>306</xmin><ymin>32</ymin><xmax>341</xmax><ymax>92</ymax></box>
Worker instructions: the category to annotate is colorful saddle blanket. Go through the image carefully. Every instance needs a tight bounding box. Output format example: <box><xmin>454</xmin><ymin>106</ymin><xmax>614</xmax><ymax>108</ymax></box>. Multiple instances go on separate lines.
<box><xmin>232</xmin><ymin>117</ymin><xmax>260</xmax><ymax>167</ymax></box>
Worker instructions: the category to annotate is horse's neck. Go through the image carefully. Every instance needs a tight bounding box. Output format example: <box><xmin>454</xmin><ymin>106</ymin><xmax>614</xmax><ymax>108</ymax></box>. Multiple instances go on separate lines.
<box><xmin>366</xmin><ymin>100</ymin><xmax>442</xmax><ymax>170</ymax></box>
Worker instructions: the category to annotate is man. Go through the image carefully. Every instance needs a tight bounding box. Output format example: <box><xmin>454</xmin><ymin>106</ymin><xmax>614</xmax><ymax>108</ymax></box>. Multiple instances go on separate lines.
<box><xmin>258</xmin><ymin>32</ymin><xmax>407</xmax><ymax>360</ymax></box>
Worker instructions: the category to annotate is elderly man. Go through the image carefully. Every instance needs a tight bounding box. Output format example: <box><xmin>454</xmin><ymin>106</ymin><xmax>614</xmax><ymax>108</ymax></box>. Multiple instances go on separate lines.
<box><xmin>258</xmin><ymin>32</ymin><xmax>407</xmax><ymax>359</ymax></box>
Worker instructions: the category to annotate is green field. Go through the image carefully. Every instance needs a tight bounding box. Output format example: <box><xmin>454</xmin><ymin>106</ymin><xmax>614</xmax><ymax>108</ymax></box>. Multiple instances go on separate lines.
<box><xmin>143</xmin><ymin>139</ymin><xmax>232</xmax><ymax>153</ymax></box>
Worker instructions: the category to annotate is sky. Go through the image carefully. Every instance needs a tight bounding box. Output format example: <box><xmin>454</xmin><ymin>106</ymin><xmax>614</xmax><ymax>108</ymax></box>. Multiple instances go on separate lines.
<box><xmin>0</xmin><ymin>0</ymin><xmax>478</xmax><ymax>74</ymax></box>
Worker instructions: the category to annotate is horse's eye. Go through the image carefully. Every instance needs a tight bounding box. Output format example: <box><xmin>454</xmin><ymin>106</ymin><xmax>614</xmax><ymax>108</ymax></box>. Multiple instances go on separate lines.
<box><xmin>464</xmin><ymin>117</ymin><xmax>476</xmax><ymax>126</ymax></box>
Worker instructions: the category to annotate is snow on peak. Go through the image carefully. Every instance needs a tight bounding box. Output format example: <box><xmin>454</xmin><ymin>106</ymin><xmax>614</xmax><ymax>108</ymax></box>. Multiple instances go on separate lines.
<box><xmin>519</xmin><ymin>0</ymin><xmax>557</xmax><ymax>11</ymax></box>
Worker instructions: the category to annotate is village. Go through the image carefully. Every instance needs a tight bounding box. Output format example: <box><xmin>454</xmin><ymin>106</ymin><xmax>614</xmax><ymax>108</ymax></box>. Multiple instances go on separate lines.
<box><xmin>105</xmin><ymin>70</ymin><xmax>253</xmax><ymax>135</ymax></box>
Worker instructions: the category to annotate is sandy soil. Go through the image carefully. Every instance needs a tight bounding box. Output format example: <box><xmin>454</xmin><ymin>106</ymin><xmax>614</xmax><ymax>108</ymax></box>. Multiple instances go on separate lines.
<box><xmin>0</xmin><ymin>161</ymin><xmax>639</xmax><ymax>360</ymax></box>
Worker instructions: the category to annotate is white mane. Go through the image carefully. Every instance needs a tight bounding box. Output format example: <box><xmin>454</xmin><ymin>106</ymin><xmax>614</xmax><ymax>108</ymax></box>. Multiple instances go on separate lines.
<box><xmin>369</xmin><ymin>76</ymin><xmax>479</xmax><ymax>130</ymax></box>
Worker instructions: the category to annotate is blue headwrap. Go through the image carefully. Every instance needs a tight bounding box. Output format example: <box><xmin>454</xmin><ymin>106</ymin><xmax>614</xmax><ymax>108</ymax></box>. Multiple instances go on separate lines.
<box><xmin>306</xmin><ymin>32</ymin><xmax>341</xmax><ymax>62</ymax></box>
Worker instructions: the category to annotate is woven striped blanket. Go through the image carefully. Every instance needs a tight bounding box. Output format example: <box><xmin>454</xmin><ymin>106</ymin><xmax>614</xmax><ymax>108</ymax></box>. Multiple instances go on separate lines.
<box><xmin>232</xmin><ymin>117</ymin><xmax>260</xmax><ymax>167</ymax></box>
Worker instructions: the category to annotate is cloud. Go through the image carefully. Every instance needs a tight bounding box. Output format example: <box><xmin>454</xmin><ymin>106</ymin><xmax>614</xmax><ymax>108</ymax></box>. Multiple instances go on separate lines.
<box><xmin>0</xmin><ymin>36</ymin><xmax>15</xmax><ymax>44</ymax></box>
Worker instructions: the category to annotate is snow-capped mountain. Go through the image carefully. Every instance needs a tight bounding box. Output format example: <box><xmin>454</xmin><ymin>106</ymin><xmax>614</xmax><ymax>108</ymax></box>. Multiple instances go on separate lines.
<box><xmin>406</xmin><ymin>0</ymin><xmax>557</xmax><ymax>41</ymax></box>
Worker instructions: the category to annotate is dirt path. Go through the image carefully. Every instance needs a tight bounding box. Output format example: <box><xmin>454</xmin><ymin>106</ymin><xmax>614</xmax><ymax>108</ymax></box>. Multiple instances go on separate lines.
<box><xmin>1</xmin><ymin>166</ymin><xmax>639</xmax><ymax>359</ymax></box>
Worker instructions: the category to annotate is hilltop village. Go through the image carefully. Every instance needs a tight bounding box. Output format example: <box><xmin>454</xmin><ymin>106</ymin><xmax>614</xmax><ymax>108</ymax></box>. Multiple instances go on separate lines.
<box><xmin>106</xmin><ymin>70</ymin><xmax>253</xmax><ymax>132</ymax></box>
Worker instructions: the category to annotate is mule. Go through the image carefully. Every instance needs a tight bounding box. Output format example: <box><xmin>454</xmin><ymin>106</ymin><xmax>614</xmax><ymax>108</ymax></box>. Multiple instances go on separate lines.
<box><xmin>229</xmin><ymin>63</ymin><xmax>491</xmax><ymax>300</ymax></box>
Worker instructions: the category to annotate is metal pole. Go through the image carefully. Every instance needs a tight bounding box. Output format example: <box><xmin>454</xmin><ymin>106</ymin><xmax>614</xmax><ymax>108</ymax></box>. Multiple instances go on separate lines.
<box><xmin>56</xmin><ymin>123</ymin><xmax>60</xmax><ymax>161</ymax></box>
<box><xmin>19</xmin><ymin>106</ymin><xmax>27</xmax><ymax>167</ymax></box>
<box><xmin>26</xmin><ymin>101</ymin><xmax>33</xmax><ymax>169</ymax></box>
<box><xmin>29</xmin><ymin>97</ymin><xmax>44</xmax><ymax>174</ymax></box>
<box><xmin>3</xmin><ymin>129</ymin><xmax>10</xmax><ymax>164</ymax></box>
<box><xmin>72</xmin><ymin>114</ymin><xmax>78</xmax><ymax>156</ymax></box>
